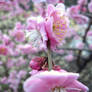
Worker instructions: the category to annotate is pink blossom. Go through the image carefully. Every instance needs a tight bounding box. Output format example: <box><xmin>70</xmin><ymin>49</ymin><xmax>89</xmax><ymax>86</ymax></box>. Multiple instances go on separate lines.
<box><xmin>0</xmin><ymin>45</ymin><xmax>8</xmax><ymax>56</ymax></box>
<box><xmin>30</xmin><ymin>57</ymin><xmax>47</xmax><ymax>70</ymax></box>
<box><xmin>27</xmin><ymin>5</ymin><xmax>69</xmax><ymax>50</ymax></box>
<box><xmin>42</xmin><ymin>4</ymin><xmax>69</xmax><ymax>49</ymax></box>
<box><xmin>29</xmin><ymin>56</ymin><xmax>63</xmax><ymax>72</ymax></box>
<box><xmin>88</xmin><ymin>1</ymin><xmax>92</xmax><ymax>13</ymax></box>
<box><xmin>6</xmin><ymin>59</ymin><xmax>15</xmax><ymax>68</ymax></box>
<box><xmin>24</xmin><ymin>70</ymin><xmax>88</xmax><ymax>92</ymax></box>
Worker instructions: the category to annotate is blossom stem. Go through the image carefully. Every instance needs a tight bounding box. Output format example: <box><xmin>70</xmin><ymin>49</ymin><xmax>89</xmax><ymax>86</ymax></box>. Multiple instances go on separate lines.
<box><xmin>58</xmin><ymin>88</ymin><xmax>61</xmax><ymax>92</ymax></box>
<box><xmin>47</xmin><ymin>40</ymin><xmax>52</xmax><ymax>71</ymax></box>
<box><xmin>47</xmin><ymin>47</ymin><xmax>52</xmax><ymax>71</ymax></box>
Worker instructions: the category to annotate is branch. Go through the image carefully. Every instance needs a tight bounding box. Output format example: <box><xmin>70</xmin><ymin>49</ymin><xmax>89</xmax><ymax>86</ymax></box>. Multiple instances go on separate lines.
<box><xmin>82</xmin><ymin>13</ymin><xmax>92</xmax><ymax>19</ymax></box>
<box><xmin>76</xmin><ymin>19</ymin><xmax>92</xmax><ymax>70</ymax></box>
<box><xmin>77</xmin><ymin>52</ymin><xmax>92</xmax><ymax>73</ymax></box>
<box><xmin>60</xmin><ymin>47</ymin><xmax>92</xmax><ymax>52</ymax></box>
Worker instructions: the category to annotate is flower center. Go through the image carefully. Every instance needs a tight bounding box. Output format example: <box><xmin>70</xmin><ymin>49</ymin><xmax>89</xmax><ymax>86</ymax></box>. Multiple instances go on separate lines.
<box><xmin>53</xmin><ymin>16</ymin><xmax>67</xmax><ymax>42</ymax></box>
<box><xmin>16</xmin><ymin>31</ymin><xmax>23</xmax><ymax>39</ymax></box>
<box><xmin>0</xmin><ymin>48</ymin><xmax>6</xmax><ymax>53</ymax></box>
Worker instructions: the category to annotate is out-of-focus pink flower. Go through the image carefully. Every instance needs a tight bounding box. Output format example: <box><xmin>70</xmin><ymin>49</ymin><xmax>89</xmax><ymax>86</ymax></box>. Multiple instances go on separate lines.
<box><xmin>0</xmin><ymin>0</ymin><xmax>10</xmax><ymax>10</ymax></box>
<box><xmin>15</xmin><ymin>57</ymin><xmax>26</xmax><ymax>67</ymax></box>
<box><xmin>82</xmin><ymin>7</ymin><xmax>87</xmax><ymax>13</ymax></box>
<box><xmin>26</xmin><ymin>16</ymin><xmax>44</xmax><ymax>30</ymax></box>
<box><xmin>12</xmin><ymin>30</ymin><xmax>25</xmax><ymax>42</ymax></box>
<box><xmin>87</xmin><ymin>31</ymin><xmax>92</xmax><ymax>36</ymax></box>
<box><xmin>17</xmin><ymin>70</ymin><xmax>27</xmax><ymax>79</ymax></box>
<box><xmin>15</xmin><ymin>22</ymin><xmax>25</xmax><ymax>30</ymax></box>
<box><xmin>26</xmin><ymin>16</ymin><xmax>47</xmax><ymax>51</ymax></box>
<box><xmin>88</xmin><ymin>1</ymin><xmax>92</xmax><ymax>13</ymax></box>
<box><xmin>78</xmin><ymin>0</ymin><xmax>87</xmax><ymax>5</ymax></box>
<box><xmin>24</xmin><ymin>70</ymin><xmax>88</xmax><ymax>92</ymax></box>
<box><xmin>65</xmin><ymin>54</ymin><xmax>74</xmax><ymax>62</ymax></box>
<box><xmin>11</xmin><ymin>22</ymin><xmax>25</xmax><ymax>42</ymax></box>
<box><xmin>2</xmin><ymin>34</ymin><xmax>11</xmax><ymax>45</ymax></box>
<box><xmin>89</xmin><ymin>44</ymin><xmax>92</xmax><ymax>50</ymax></box>
<box><xmin>73</xmin><ymin>14</ymin><xmax>88</xmax><ymax>24</ymax></box>
<box><xmin>0</xmin><ymin>77</ymin><xmax>8</xmax><ymax>84</ymax></box>
<box><xmin>42</xmin><ymin>3</ymin><xmax>69</xmax><ymax>49</ymax></box>
<box><xmin>0</xmin><ymin>45</ymin><xmax>8</xmax><ymax>56</ymax></box>
<box><xmin>67</xmin><ymin>5</ymin><xmax>88</xmax><ymax>24</ymax></box>
<box><xmin>8</xmin><ymin>71</ymin><xmax>20</xmax><ymax>92</ymax></box>
<box><xmin>76</xmin><ymin>42</ymin><xmax>84</xmax><ymax>49</ymax></box>
<box><xmin>18</xmin><ymin>44</ymin><xmax>38</xmax><ymax>54</ymax></box>
<box><xmin>67</xmin><ymin>5</ymin><xmax>80</xmax><ymax>17</ymax></box>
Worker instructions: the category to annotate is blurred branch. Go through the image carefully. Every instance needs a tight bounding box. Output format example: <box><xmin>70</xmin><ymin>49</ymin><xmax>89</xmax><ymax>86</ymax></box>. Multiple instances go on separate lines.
<box><xmin>3</xmin><ymin>62</ymin><xmax>9</xmax><ymax>76</ymax></box>
<box><xmin>77</xmin><ymin>52</ymin><xmax>92</xmax><ymax>73</ymax></box>
<box><xmin>82</xmin><ymin>13</ymin><xmax>92</xmax><ymax>19</ymax></box>
<box><xmin>76</xmin><ymin>19</ymin><xmax>92</xmax><ymax>72</ymax></box>
<box><xmin>60</xmin><ymin>47</ymin><xmax>92</xmax><ymax>52</ymax></box>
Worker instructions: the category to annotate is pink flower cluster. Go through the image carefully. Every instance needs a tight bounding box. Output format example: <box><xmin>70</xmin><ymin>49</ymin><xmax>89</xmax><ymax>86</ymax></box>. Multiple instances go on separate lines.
<box><xmin>67</xmin><ymin>5</ymin><xmax>88</xmax><ymax>24</ymax></box>
<box><xmin>67</xmin><ymin>0</ymin><xmax>92</xmax><ymax>24</ymax></box>
<box><xmin>0</xmin><ymin>0</ymin><xmax>30</xmax><ymax>19</ymax></box>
